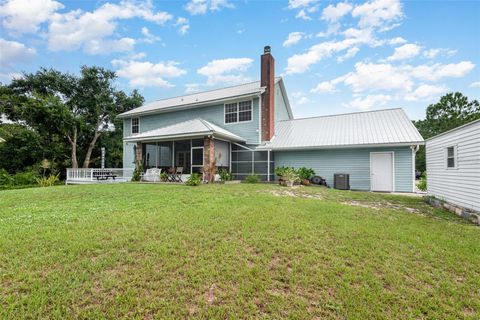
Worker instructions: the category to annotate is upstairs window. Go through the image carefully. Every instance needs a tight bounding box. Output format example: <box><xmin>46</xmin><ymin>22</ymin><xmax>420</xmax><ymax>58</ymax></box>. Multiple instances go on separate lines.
<box><xmin>446</xmin><ymin>146</ymin><xmax>456</xmax><ymax>168</ymax></box>
<box><xmin>131</xmin><ymin>117</ymin><xmax>139</xmax><ymax>134</ymax></box>
<box><xmin>225</xmin><ymin>100</ymin><xmax>252</xmax><ymax>124</ymax></box>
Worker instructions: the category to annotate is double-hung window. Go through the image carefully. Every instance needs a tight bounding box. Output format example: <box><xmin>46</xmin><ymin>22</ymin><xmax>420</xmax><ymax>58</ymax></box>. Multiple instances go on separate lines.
<box><xmin>131</xmin><ymin>117</ymin><xmax>139</xmax><ymax>134</ymax></box>
<box><xmin>446</xmin><ymin>145</ymin><xmax>457</xmax><ymax>169</ymax></box>
<box><xmin>225</xmin><ymin>100</ymin><xmax>252</xmax><ymax>124</ymax></box>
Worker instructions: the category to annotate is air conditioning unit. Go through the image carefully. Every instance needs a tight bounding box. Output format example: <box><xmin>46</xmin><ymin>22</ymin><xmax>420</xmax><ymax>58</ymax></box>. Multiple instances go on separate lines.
<box><xmin>334</xmin><ymin>173</ymin><xmax>350</xmax><ymax>190</ymax></box>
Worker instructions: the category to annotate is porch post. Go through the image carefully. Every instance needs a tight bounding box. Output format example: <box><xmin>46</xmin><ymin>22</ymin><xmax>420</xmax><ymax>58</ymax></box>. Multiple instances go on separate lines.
<box><xmin>203</xmin><ymin>136</ymin><xmax>215</xmax><ymax>182</ymax></box>
<box><xmin>135</xmin><ymin>142</ymin><xmax>142</xmax><ymax>165</ymax></box>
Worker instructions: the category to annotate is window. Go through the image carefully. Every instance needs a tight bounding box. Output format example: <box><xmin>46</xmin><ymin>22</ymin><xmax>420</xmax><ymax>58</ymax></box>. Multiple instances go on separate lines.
<box><xmin>446</xmin><ymin>146</ymin><xmax>456</xmax><ymax>168</ymax></box>
<box><xmin>131</xmin><ymin>117</ymin><xmax>139</xmax><ymax>134</ymax></box>
<box><xmin>225</xmin><ymin>100</ymin><xmax>252</xmax><ymax>124</ymax></box>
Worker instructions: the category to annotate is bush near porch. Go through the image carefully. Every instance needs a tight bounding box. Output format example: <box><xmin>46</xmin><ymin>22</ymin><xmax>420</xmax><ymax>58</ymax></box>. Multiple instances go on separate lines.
<box><xmin>0</xmin><ymin>184</ymin><xmax>478</xmax><ymax>319</ymax></box>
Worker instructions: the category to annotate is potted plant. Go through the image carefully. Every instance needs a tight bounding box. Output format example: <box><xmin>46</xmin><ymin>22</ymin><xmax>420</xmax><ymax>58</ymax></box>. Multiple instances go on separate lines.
<box><xmin>281</xmin><ymin>167</ymin><xmax>299</xmax><ymax>187</ymax></box>
<box><xmin>297</xmin><ymin>167</ymin><xmax>315</xmax><ymax>186</ymax></box>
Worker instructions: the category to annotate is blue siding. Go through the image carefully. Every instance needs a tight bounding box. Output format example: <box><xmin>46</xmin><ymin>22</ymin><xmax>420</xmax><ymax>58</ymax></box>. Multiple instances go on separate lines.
<box><xmin>274</xmin><ymin>146</ymin><xmax>413</xmax><ymax>192</ymax></box>
<box><xmin>274</xmin><ymin>83</ymin><xmax>291</xmax><ymax>121</ymax></box>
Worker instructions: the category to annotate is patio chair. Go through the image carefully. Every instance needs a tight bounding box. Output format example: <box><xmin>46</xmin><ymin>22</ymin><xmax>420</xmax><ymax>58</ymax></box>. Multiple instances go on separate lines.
<box><xmin>142</xmin><ymin>168</ymin><xmax>162</xmax><ymax>182</ymax></box>
<box><xmin>175</xmin><ymin>167</ymin><xmax>183</xmax><ymax>182</ymax></box>
<box><xmin>167</xmin><ymin>167</ymin><xmax>176</xmax><ymax>182</ymax></box>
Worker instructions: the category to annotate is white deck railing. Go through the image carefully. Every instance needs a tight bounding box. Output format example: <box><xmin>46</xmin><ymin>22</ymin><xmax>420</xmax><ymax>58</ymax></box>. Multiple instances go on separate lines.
<box><xmin>66</xmin><ymin>168</ymin><xmax>134</xmax><ymax>183</ymax></box>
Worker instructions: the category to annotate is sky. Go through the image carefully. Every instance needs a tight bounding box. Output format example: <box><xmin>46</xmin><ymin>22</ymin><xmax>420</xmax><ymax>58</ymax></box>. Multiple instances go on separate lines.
<box><xmin>0</xmin><ymin>0</ymin><xmax>479</xmax><ymax>120</ymax></box>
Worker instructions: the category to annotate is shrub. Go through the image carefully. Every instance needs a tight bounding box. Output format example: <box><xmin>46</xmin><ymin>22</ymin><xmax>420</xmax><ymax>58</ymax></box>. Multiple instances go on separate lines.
<box><xmin>0</xmin><ymin>169</ymin><xmax>14</xmax><ymax>185</ymax></box>
<box><xmin>160</xmin><ymin>171</ymin><xmax>168</xmax><ymax>182</ymax></box>
<box><xmin>35</xmin><ymin>173</ymin><xmax>60</xmax><ymax>187</ymax></box>
<box><xmin>131</xmin><ymin>161</ymin><xmax>143</xmax><ymax>182</ymax></box>
<box><xmin>13</xmin><ymin>170</ymin><xmax>39</xmax><ymax>185</ymax></box>
<box><xmin>417</xmin><ymin>173</ymin><xmax>427</xmax><ymax>191</ymax></box>
<box><xmin>275</xmin><ymin>166</ymin><xmax>292</xmax><ymax>178</ymax></box>
<box><xmin>297</xmin><ymin>167</ymin><xmax>315</xmax><ymax>180</ymax></box>
<box><xmin>185</xmin><ymin>173</ymin><xmax>202</xmax><ymax>186</ymax></box>
<box><xmin>245</xmin><ymin>174</ymin><xmax>259</xmax><ymax>184</ymax></box>
<box><xmin>218</xmin><ymin>168</ymin><xmax>233</xmax><ymax>182</ymax></box>
<box><xmin>281</xmin><ymin>167</ymin><xmax>300</xmax><ymax>187</ymax></box>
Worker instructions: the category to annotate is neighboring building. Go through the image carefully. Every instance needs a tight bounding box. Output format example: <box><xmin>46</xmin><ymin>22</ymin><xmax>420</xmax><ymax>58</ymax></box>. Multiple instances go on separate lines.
<box><xmin>118</xmin><ymin>46</ymin><xmax>424</xmax><ymax>192</ymax></box>
<box><xmin>426</xmin><ymin>119</ymin><xmax>480</xmax><ymax>212</ymax></box>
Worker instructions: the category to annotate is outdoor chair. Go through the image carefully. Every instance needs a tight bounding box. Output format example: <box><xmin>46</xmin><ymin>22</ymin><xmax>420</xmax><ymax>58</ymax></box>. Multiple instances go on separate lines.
<box><xmin>167</xmin><ymin>167</ymin><xmax>176</xmax><ymax>182</ymax></box>
<box><xmin>142</xmin><ymin>168</ymin><xmax>162</xmax><ymax>182</ymax></box>
<box><xmin>175</xmin><ymin>167</ymin><xmax>183</xmax><ymax>182</ymax></box>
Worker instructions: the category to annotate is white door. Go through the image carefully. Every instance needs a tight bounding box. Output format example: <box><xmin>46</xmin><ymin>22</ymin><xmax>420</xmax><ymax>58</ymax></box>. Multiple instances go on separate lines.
<box><xmin>371</xmin><ymin>152</ymin><xmax>394</xmax><ymax>192</ymax></box>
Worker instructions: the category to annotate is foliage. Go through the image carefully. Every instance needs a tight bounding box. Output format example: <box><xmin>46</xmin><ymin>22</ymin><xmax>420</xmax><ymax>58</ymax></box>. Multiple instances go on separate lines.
<box><xmin>0</xmin><ymin>169</ymin><xmax>39</xmax><ymax>187</ymax></box>
<box><xmin>297</xmin><ymin>167</ymin><xmax>315</xmax><ymax>180</ymax></box>
<box><xmin>35</xmin><ymin>173</ymin><xmax>60</xmax><ymax>187</ymax></box>
<box><xmin>218</xmin><ymin>168</ymin><xmax>233</xmax><ymax>182</ymax></box>
<box><xmin>1</xmin><ymin>67</ymin><xmax>144</xmax><ymax>173</ymax></box>
<box><xmin>185</xmin><ymin>173</ymin><xmax>202</xmax><ymax>186</ymax></box>
<box><xmin>0</xmin><ymin>184</ymin><xmax>477</xmax><ymax>319</ymax></box>
<box><xmin>0</xmin><ymin>169</ymin><xmax>13</xmax><ymax>185</ymax></box>
<box><xmin>160</xmin><ymin>171</ymin><xmax>168</xmax><ymax>182</ymax></box>
<box><xmin>0</xmin><ymin>124</ymin><xmax>44</xmax><ymax>174</ymax></box>
<box><xmin>280</xmin><ymin>167</ymin><xmax>300</xmax><ymax>186</ymax></box>
<box><xmin>417</xmin><ymin>173</ymin><xmax>427</xmax><ymax>192</ymax></box>
<box><xmin>275</xmin><ymin>166</ymin><xmax>294</xmax><ymax>178</ymax></box>
<box><xmin>131</xmin><ymin>161</ymin><xmax>143</xmax><ymax>182</ymax></box>
<box><xmin>414</xmin><ymin>92</ymin><xmax>480</xmax><ymax>172</ymax></box>
<box><xmin>245</xmin><ymin>174</ymin><xmax>260</xmax><ymax>183</ymax></box>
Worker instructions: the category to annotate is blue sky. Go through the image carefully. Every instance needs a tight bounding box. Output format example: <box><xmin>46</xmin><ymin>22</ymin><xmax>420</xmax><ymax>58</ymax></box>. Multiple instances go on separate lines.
<box><xmin>1</xmin><ymin>0</ymin><xmax>479</xmax><ymax>120</ymax></box>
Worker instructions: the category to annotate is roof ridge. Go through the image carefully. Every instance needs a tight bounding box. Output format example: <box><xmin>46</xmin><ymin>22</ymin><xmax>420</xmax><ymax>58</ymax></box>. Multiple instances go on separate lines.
<box><xmin>198</xmin><ymin>118</ymin><xmax>214</xmax><ymax>131</ymax></box>
<box><xmin>146</xmin><ymin>80</ymin><xmax>263</xmax><ymax>104</ymax></box>
<box><xmin>281</xmin><ymin>108</ymin><xmax>403</xmax><ymax>122</ymax></box>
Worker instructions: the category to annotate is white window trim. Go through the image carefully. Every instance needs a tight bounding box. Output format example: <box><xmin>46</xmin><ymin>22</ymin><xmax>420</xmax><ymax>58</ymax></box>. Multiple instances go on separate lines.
<box><xmin>131</xmin><ymin>117</ymin><xmax>140</xmax><ymax>135</ymax></box>
<box><xmin>224</xmin><ymin>99</ymin><xmax>253</xmax><ymax>125</ymax></box>
<box><xmin>445</xmin><ymin>145</ymin><xmax>458</xmax><ymax>170</ymax></box>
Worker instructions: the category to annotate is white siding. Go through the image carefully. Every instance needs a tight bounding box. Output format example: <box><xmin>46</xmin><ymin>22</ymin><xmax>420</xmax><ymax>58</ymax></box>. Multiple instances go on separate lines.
<box><xmin>426</xmin><ymin>120</ymin><xmax>480</xmax><ymax>211</ymax></box>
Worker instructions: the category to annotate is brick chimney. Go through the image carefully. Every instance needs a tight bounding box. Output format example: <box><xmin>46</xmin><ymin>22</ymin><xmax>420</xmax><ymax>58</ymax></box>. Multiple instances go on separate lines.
<box><xmin>261</xmin><ymin>45</ymin><xmax>275</xmax><ymax>142</ymax></box>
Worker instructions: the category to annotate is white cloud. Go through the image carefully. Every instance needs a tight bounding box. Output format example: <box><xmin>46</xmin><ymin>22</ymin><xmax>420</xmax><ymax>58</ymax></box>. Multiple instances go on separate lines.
<box><xmin>288</xmin><ymin>0</ymin><xmax>318</xmax><ymax>9</ymax></box>
<box><xmin>409</xmin><ymin>61</ymin><xmax>475</xmax><ymax>81</ymax></box>
<box><xmin>337</xmin><ymin>46</ymin><xmax>359</xmax><ymax>62</ymax></box>
<box><xmin>0</xmin><ymin>0</ymin><xmax>63</xmax><ymax>34</ymax></box>
<box><xmin>321</xmin><ymin>2</ymin><xmax>352</xmax><ymax>22</ymax></box>
<box><xmin>141</xmin><ymin>27</ymin><xmax>161</xmax><ymax>44</ymax></box>
<box><xmin>0</xmin><ymin>38</ymin><xmax>36</xmax><ymax>68</ymax></box>
<box><xmin>388</xmin><ymin>37</ymin><xmax>407</xmax><ymax>45</ymax></box>
<box><xmin>185</xmin><ymin>83</ymin><xmax>201</xmax><ymax>93</ymax></box>
<box><xmin>283</xmin><ymin>32</ymin><xmax>305</xmax><ymax>47</ymax></box>
<box><xmin>352</xmin><ymin>0</ymin><xmax>403</xmax><ymax>30</ymax></box>
<box><xmin>197</xmin><ymin>58</ymin><xmax>253</xmax><ymax>86</ymax></box>
<box><xmin>185</xmin><ymin>0</ymin><xmax>234</xmax><ymax>15</ymax></box>
<box><xmin>84</xmin><ymin>38</ymin><xmax>136</xmax><ymax>55</ymax></box>
<box><xmin>470</xmin><ymin>81</ymin><xmax>480</xmax><ymax>88</ymax></box>
<box><xmin>387</xmin><ymin>43</ymin><xmax>422</xmax><ymax>61</ymax></box>
<box><xmin>288</xmin><ymin>0</ymin><xmax>319</xmax><ymax>20</ymax></box>
<box><xmin>311</xmin><ymin>81</ymin><xmax>337</xmax><ymax>93</ymax></box>
<box><xmin>0</xmin><ymin>72</ymin><xmax>23</xmax><ymax>83</ymax></box>
<box><xmin>47</xmin><ymin>0</ymin><xmax>172</xmax><ymax>54</ymax></box>
<box><xmin>175</xmin><ymin>17</ymin><xmax>190</xmax><ymax>35</ymax></box>
<box><xmin>423</xmin><ymin>48</ymin><xmax>457</xmax><ymax>59</ymax></box>
<box><xmin>404</xmin><ymin>84</ymin><xmax>448</xmax><ymax>101</ymax></box>
<box><xmin>291</xmin><ymin>91</ymin><xmax>310</xmax><ymax>105</ymax></box>
<box><xmin>112</xmin><ymin>59</ymin><xmax>186</xmax><ymax>88</ymax></box>
<box><xmin>346</xmin><ymin>94</ymin><xmax>392</xmax><ymax>110</ymax></box>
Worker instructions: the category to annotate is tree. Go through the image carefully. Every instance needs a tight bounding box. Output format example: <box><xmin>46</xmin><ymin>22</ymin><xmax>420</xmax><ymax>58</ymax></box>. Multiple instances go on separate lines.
<box><xmin>2</xmin><ymin>66</ymin><xmax>143</xmax><ymax>171</ymax></box>
<box><xmin>414</xmin><ymin>92</ymin><xmax>480</xmax><ymax>172</ymax></box>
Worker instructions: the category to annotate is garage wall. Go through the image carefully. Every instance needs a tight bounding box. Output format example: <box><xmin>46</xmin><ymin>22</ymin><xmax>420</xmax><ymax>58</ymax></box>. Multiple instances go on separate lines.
<box><xmin>274</xmin><ymin>146</ymin><xmax>414</xmax><ymax>192</ymax></box>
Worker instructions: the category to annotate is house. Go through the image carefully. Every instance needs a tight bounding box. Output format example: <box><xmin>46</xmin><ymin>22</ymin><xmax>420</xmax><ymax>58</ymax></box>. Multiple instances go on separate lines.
<box><xmin>119</xmin><ymin>46</ymin><xmax>424</xmax><ymax>192</ymax></box>
<box><xmin>426</xmin><ymin>119</ymin><xmax>480</xmax><ymax>212</ymax></box>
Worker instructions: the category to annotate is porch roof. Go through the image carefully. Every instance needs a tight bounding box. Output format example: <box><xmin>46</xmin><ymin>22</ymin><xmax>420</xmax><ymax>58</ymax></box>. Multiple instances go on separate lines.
<box><xmin>123</xmin><ymin>118</ymin><xmax>246</xmax><ymax>143</ymax></box>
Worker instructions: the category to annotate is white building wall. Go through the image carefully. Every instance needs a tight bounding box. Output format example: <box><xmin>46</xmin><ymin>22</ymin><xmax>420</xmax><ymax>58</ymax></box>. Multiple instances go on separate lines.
<box><xmin>426</xmin><ymin>120</ymin><xmax>480</xmax><ymax>212</ymax></box>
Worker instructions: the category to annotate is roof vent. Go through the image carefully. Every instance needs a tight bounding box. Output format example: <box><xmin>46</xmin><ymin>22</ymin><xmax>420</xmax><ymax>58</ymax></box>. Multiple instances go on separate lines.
<box><xmin>264</xmin><ymin>46</ymin><xmax>271</xmax><ymax>54</ymax></box>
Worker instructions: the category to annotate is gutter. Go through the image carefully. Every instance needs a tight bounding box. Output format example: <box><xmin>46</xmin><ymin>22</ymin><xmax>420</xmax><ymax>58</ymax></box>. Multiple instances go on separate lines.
<box><xmin>257</xmin><ymin>141</ymin><xmax>426</xmax><ymax>151</ymax></box>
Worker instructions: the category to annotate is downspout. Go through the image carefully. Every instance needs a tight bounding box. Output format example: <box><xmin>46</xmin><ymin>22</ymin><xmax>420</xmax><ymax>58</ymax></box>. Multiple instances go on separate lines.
<box><xmin>410</xmin><ymin>145</ymin><xmax>420</xmax><ymax>192</ymax></box>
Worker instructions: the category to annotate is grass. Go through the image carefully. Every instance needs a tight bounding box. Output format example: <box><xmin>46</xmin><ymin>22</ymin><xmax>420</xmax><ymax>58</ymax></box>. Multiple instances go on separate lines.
<box><xmin>0</xmin><ymin>183</ymin><xmax>479</xmax><ymax>319</ymax></box>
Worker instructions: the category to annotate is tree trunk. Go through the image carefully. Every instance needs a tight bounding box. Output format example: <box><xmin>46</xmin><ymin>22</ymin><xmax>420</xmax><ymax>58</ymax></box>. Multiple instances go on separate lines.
<box><xmin>82</xmin><ymin>130</ymin><xmax>101</xmax><ymax>168</ymax></box>
<box><xmin>67</xmin><ymin>128</ymin><xmax>78</xmax><ymax>168</ymax></box>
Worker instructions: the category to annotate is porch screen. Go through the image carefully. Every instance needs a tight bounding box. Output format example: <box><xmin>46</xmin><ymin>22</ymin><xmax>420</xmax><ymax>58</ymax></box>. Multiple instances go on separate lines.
<box><xmin>231</xmin><ymin>144</ymin><xmax>274</xmax><ymax>181</ymax></box>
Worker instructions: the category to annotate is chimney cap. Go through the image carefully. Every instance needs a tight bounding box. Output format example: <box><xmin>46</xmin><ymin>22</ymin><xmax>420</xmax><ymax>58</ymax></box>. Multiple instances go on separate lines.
<box><xmin>264</xmin><ymin>46</ymin><xmax>271</xmax><ymax>54</ymax></box>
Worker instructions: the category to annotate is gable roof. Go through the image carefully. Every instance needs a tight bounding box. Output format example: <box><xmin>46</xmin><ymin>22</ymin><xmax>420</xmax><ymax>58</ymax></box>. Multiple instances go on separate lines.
<box><xmin>124</xmin><ymin>118</ymin><xmax>245</xmax><ymax>142</ymax></box>
<box><xmin>119</xmin><ymin>77</ymin><xmax>285</xmax><ymax>118</ymax></box>
<box><xmin>260</xmin><ymin>108</ymin><xmax>424</xmax><ymax>150</ymax></box>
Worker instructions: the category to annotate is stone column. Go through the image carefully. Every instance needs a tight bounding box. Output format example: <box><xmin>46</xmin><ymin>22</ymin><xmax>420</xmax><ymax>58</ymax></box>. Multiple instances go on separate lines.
<box><xmin>203</xmin><ymin>137</ymin><xmax>215</xmax><ymax>181</ymax></box>
<box><xmin>135</xmin><ymin>142</ymin><xmax>142</xmax><ymax>165</ymax></box>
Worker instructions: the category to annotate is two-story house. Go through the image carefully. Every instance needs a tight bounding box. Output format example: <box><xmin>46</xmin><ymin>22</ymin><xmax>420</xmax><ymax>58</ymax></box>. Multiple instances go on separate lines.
<box><xmin>118</xmin><ymin>46</ymin><xmax>424</xmax><ymax>192</ymax></box>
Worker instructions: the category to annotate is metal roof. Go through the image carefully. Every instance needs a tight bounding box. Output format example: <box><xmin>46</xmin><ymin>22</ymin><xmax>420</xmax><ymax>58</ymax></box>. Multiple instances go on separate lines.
<box><xmin>426</xmin><ymin>118</ymin><xmax>480</xmax><ymax>141</ymax></box>
<box><xmin>119</xmin><ymin>78</ymin><xmax>282</xmax><ymax>118</ymax></box>
<box><xmin>123</xmin><ymin>118</ymin><xmax>245</xmax><ymax>142</ymax></box>
<box><xmin>261</xmin><ymin>108</ymin><xmax>424</xmax><ymax>150</ymax></box>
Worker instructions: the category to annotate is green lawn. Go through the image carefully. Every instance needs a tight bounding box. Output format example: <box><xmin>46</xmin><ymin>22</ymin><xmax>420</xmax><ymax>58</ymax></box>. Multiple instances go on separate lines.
<box><xmin>0</xmin><ymin>184</ymin><xmax>479</xmax><ymax>319</ymax></box>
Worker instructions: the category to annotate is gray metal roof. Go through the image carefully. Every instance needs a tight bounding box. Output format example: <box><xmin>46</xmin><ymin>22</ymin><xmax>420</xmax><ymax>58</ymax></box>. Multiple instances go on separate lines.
<box><xmin>124</xmin><ymin>118</ymin><xmax>245</xmax><ymax>142</ymax></box>
<box><xmin>261</xmin><ymin>108</ymin><xmax>424</xmax><ymax>150</ymax></box>
<box><xmin>119</xmin><ymin>78</ymin><xmax>282</xmax><ymax>118</ymax></box>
